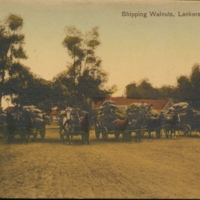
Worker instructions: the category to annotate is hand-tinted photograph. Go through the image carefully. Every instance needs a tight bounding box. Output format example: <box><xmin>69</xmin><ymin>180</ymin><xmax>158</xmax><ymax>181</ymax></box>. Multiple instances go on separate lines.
<box><xmin>0</xmin><ymin>0</ymin><xmax>200</xmax><ymax>198</ymax></box>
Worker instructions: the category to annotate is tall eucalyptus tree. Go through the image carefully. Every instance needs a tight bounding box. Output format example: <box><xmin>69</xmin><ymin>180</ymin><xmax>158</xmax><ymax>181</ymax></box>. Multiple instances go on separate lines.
<box><xmin>61</xmin><ymin>26</ymin><xmax>111</xmax><ymax>109</ymax></box>
<box><xmin>0</xmin><ymin>14</ymin><xmax>27</xmax><ymax>106</ymax></box>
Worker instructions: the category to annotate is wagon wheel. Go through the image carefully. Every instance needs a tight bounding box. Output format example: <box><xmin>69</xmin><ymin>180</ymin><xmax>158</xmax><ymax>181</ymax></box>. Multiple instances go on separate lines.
<box><xmin>2</xmin><ymin>124</ymin><xmax>7</xmax><ymax>138</ymax></box>
<box><xmin>156</xmin><ymin>128</ymin><xmax>163</xmax><ymax>138</ymax></box>
<box><xmin>86</xmin><ymin>130</ymin><xmax>90</xmax><ymax>144</ymax></box>
<box><xmin>182</xmin><ymin>124</ymin><xmax>191</xmax><ymax>136</ymax></box>
<box><xmin>122</xmin><ymin>131</ymin><xmax>132</xmax><ymax>141</ymax></box>
<box><xmin>157</xmin><ymin>128</ymin><xmax>164</xmax><ymax>138</ymax></box>
<box><xmin>33</xmin><ymin>133</ymin><xmax>37</xmax><ymax>140</ymax></box>
<box><xmin>115</xmin><ymin>131</ymin><xmax>120</xmax><ymax>140</ymax></box>
<box><xmin>19</xmin><ymin>128</ymin><xmax>26</xmax><ymax>141</ymax></box>
<box><xmin>60</xmin><ymin>133</ymin><xmax>65</xmax><ymax>142</ymax></box>
<box><xmin>162</xmin><ymin>125</ymin><xmax>170</xmax><ymax>138</ymax></box>
<box><xmin>165</xmin><ymin>129</ymin><xmax>171</xmax><ymax>138</ymax></box>
<box><xmin>32</xmin><ymin>129</ymin><xmax>38</xmax><ymax>141</ymax></box>
<box><xmin>8</xmin><ymin>134</ymin><xmax>15</xmax><ymax>141</ymax></box>
<box><xmin>102</xmin><ymin>126</ymin><xmax>108</xmax><ymax>140</ymax></box>
<box><xmin>140</xmin><ymin>129</ymin><xmax>146</xmax><ymax>138</ymax></box>
<box><xmin>40</xmin><ymin>126</ymin><xmax>46</xmax><ymax>139</ymax></box>
<box><xmin>95</xmin><ymin>124</ymin><xmax>100</xmax><ymax>139</ymax></box>
<box><xmin>127</xmin><ymin>131</ymin><xmax>132</xmax><ymax>141</ymax></box>
<box><xmin>3</xmin><ymin>125</ymin><xmax>9</xmax><ymax>141</ymax></box>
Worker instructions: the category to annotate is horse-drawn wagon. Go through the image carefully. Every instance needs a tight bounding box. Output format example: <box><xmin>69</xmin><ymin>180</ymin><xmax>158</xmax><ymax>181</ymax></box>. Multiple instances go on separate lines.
<box><xmin>4</xmin><ymin>105</ymin><xmax>47</xmax><ymax>142</ymax></box>
<box><xmin>161</xmin><ymin>102</ymin><xmax>192</xmax><ymax>138</ymax></box>
<box><xmin>23</xmin><ymin>105</ymin><xmax>47</xmax><ymax>140</ymax></box>
<box><xmin>5</xmin><ymin>107</ymin><xmax>33</xmax><ymax>142</ymax></box>
<box><xmin>125</xmin><ymin>102</ymin><xmax>192</xmax><ymax>140</ymax></box>
<box><xmin>59</xmin><ymin>107</ymin><xmax>90</xmax><ymax>144</ymax></box>
<box><xmin>187</xmin><ymin>109</ymin><xmax>200</xmax><ymax>134</ymax></box>
<box><xmin>125</xmin><ymin>102</ymin><xmax>151</xmax><ymax>141</ymax></box>
<box><xmin>93</xmin><ymin>100</ymin><xmax>126</xmax><ymax>140</ymax></box>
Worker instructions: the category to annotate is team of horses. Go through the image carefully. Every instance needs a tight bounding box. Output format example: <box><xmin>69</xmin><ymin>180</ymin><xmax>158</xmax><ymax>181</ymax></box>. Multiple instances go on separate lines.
<box><xmin>1</xmin><ymin>106</ymin><xmax>50</xmax><ymax>142</ymax></box>
<box><xmin>2</xmin><ymin>104</ymin><xmax>198</xmax><ymax>144</ymax></box>
<box><xmin>60</xmin><ymin>105</ymin><xmax>184</xmax><ymax>144</ymax></box>
<box><xmin>91</xmin><ymin>107</ymin><xmax>193</xmax><ymax>142</ymax></box>
<box><xmin>59</xmin><ymin>107</ymin><xmax>90</xmax><ymax>144</ymax></box>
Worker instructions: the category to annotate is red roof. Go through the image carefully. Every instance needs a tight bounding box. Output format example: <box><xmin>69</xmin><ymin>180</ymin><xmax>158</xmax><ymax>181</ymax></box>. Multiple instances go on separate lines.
<box><xmin>92</xmin><ymin>97</ymin><xmax>172</xmax><ymax>110</ymax></box>
<box><xmin>50</xmin><ymin>109</ymin><xmax>58</xmax><ymax>115</ymax></box>
<box><xmin>4</xmin><ymin>106</ymin><xmax>15</xmax><ymax>112</ymax></box>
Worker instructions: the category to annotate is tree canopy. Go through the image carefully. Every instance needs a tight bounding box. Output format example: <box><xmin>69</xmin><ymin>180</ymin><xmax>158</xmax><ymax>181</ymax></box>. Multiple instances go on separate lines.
<box><xmin>2</xmin><ymin>14</ymin><xmax>200</xmax><ymax>112</ymax></box>
<box><xmin>54</xmin><ymin>26</ymin><xmax>112</xmax><ymax>110</ymax></box>
<box><xmin>0</xmin><ymin>14</ymin><xmax>27</xmax><ymax>107</ymax></box>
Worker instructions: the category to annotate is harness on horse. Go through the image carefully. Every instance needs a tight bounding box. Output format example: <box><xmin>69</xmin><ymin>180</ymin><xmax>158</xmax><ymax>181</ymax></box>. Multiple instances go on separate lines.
<box><xmin>62</xmin><ymin>110</ymin><xmax>72</xmax><ymax>131</ymax></box>
<box><xmin>62</xmin><ymin>108</ymin><xmax>80</xmax><ymax>131</ymax></box>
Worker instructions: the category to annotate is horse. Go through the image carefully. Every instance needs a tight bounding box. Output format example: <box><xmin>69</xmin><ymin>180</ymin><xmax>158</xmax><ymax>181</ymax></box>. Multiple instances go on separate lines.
<box><xmin>25</xmin><ymin>109</ymin><xmax>46</xmax><ymax>140</ymax></box>
<box><xmin>61</xmin><ymin>108</ymin><xmax>90</xmax><ymax>144</ymax></box>
<box><xmin>42</xmin><ymin>113</ymin><xmax>51</xmax><ymax>125</ymax></box>
<box><xmin>60</xmin><ymin>108</ymin><xmax>73</xmax><ymax>143</ymax></box>
<box><xmin>146</xmin><ymin>112</ymin><xmax>165</xmax><ymax>138</ymax></box>
<box><xmin>113</xmin><ymin>118</ymin><xmax>129</xmax><ymax>141</ymax></box>
<box><xmin>79</xmin><ymin>113</ymin><xmax>90</xmax><ymax>144</ymax></box>
<box><xmin>6</xmin><ymin>109</ymin><xmax>33</xmax><ymax>142</ymax></box>
<box><xmin>32</xmin><ymin>117</ymin><xmax>46</xmax><ymax>140</ymax></box>
<box><xmin>126</xmin><ymin>110</ymin><xmax>147</xmax><ymax>142</ymax></box>
<box><xmin>162</xmin><ymin>112</ymin><xmax>180</xmax><ymax>138</ymax></box>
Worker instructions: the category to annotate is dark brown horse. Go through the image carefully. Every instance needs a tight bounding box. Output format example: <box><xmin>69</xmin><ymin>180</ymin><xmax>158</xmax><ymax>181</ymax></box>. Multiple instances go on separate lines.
<box><xmin>162</xmin><ymin>112</ymin><xmax>180</xmax><ymax>138</ymax></box>
<box><xmin>113</xmin><ymin>118</ymin><xmax>129</xmax><ymax>141</ymax></box>
<box><xmin>114</xmin><ymin>111</ymin><xmax>147</xmax><ymax>142</ymax></box>
<box><xmin>146</xmin><ymin>113</ymin><xmax>165</xmax><ymax>138</ymax></box>
<box><xmin>79</xmin><ymin>113</ymin><xmax>90</xmax><ymax>144</ymax></box>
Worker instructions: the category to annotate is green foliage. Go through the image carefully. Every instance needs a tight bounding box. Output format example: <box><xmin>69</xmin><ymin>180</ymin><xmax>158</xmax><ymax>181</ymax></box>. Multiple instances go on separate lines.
<box><xmin>187</xmin><ymin>63</ymin><xmax>200</xmax><ymax>108</ymax></box>
<box><xmin>12</xmin><ymin>46</ymin><xmax>27</xmax><ymax>59</ymax></box>
<box><xmin>3</xmin><ymin>61</ymin><xmax>54</xmax><ymax>112</ymax></box>
<box><xmin>176</xmin><ymin>75</ymin><xmax>192</xmax><ymax>101</ymax></box>
<box><xmin>157</xmin><ymin>85</ymin><xmax>176</xmax><ymax>98</ymax></box>
<box><xmin>58</xmin><ymin>26</ymin><xmax>111</xmax><ymax>110</ymax></box>
<box><xmin>6</xmin><ymin>14</ymin><xmax>23</xmax><ymax>31</ymax></box>
<box><xmin>0</xmin><ymin>14</ymin><xmax>27</xmax><ymax>106</ymax></box>
<box><xmin>125</xmin><ymin>63</ymin><xmax>200</xmax><ymax>110</ymax></box>
<box><xmin>126</xmin><ymin>79</ymin><xmax>159</xmax><ymax>98</ymax></box>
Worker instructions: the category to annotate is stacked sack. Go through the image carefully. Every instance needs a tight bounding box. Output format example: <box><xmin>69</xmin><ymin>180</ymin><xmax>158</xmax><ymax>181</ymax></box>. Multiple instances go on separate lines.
<box><xmin>167</xmin><ymin>102</ymin><xmax>189</xmax><ymax>114</ymax></box>
<box><xmin>97</xmin><ymin>100</ymin><xmax>125</xmax><ymax>120</ymax></box>
<box><xmin>126</xmin><ymin>102</ymin><xmax>149</xmax><ymax>113</ymax></box>
<box><xmin>126</xmin><ymin>102</ymin><xmax>157</xmax><ymax>116</ymax></box>
<box><xmin>23</xmin><ymin>105</ymin><xmax>50</xmax><ymax>124</ymax></box>
<box><xmin>164</xmin><ymin>102</ymin><xmax>190</xmax><ymax>124</ymax></box>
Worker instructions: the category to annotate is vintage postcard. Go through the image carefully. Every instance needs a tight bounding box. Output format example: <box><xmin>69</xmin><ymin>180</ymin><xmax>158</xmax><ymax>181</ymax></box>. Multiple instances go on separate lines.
<box><xmin>0</xmin><ymin>0</ymin><xmax>200</xmax><ymax>199</ymax></box>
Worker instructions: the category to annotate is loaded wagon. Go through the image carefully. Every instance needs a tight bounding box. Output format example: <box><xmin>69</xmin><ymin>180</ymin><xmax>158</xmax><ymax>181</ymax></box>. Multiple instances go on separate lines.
<box><xmin>93</xmin><ymin>100</ymin><xmax>126</xmax><ymax>140</ymax></box>
<box><xmin>187</xmin><ymin>109</ymin><xmax>200</xmax><ymax>135</ymax></box>
<box><xmin>161</xmin><ymin>102</ymin><xmax>192</xmax><ymax>138</ymax></box>
<box><xmin>59</xmin><ymin>107</ymin><xmax>90</xmax><ymax>144</ymax></box>
<box><xmin>23</xmin><ymin>105</ymin><xmax>47</xmax><ymax>140</ymax></box>
<box><xmin>4</xmin><ymin>105</ymin><xmax>47</xmax><ymax>142</ymax></box>
<box><xmin>94</xmin><ymin>114</ymin><xmax>119</xmax><ymax>140</ymax></box>
<box><xmin>125</xmin><ymin>102</ymin><xmax>150</xmax><ymax>141</ymax></box>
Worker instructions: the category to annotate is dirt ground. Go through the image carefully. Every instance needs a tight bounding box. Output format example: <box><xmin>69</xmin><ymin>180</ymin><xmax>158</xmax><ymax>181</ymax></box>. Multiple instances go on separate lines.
<box><xmin>0</xmin><ymin>122</ymin><xmax>200</xmax><ymax>199</ymax></box>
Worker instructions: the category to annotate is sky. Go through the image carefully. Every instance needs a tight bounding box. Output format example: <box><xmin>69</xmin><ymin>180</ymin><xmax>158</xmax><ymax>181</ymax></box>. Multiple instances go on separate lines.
<box><xmin>1</xmin><ymin>0</ymin><xmax>200</xmax><ymax>107</ymax></box>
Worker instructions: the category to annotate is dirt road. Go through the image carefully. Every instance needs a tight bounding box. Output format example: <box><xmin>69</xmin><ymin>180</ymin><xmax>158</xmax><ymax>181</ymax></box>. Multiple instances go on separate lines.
<box><xmin>0</xmin><ymin>122</ymin><xmax>200</xmax><ymax>198</ymax></box>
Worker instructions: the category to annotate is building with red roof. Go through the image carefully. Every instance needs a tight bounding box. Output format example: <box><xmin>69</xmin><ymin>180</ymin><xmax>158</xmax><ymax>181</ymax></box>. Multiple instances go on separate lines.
<box><xmin>92</xmin><ymin>97</ymin><xmax>173</xmax><ymax>112</ymax></box>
